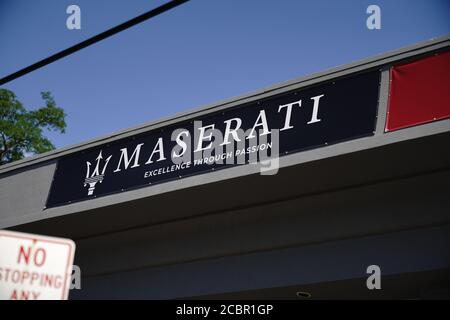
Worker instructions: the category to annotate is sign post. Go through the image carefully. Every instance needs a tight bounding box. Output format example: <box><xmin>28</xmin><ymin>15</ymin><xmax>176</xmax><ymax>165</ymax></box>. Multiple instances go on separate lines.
<box><xmin>0</xmin><ymin>230</ymin><xmax>75</xmax><ymax>300</ymax></box>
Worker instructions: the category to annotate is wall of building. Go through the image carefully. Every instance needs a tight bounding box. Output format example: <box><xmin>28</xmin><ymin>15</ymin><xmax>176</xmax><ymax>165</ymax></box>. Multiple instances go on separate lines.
<box><xmin>1</xmin><ymin>36</ymin><xmax>449</xmax><ymax>299</ymax></box>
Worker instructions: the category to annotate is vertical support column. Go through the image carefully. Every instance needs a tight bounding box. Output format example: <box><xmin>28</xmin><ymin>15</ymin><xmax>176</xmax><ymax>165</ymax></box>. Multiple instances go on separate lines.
<box><xmin>375</xmin><ymin>67</ymin><xmax>391</xmax><ymax>135</ymax></box>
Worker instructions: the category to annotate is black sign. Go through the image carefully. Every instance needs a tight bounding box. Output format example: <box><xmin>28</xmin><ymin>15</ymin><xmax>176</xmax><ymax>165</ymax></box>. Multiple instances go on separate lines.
<box><xmin>46</xmin><ymin>71</ymin><xmax>380</xmax><ymax>207</ymax></box>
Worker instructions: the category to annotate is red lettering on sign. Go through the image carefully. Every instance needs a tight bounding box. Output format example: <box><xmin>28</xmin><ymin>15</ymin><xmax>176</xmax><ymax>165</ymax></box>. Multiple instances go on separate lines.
<box><xmin>17</xmin><ymin>245</ymin><xmax>46</xmax><ymax>267</ymax></box>
<box><xmin>17</xmin><ymin>246</ymin><xmax>31</xmax><ymax>265</ymax></box>
<box><xmin>9</xmin><ymin>289</ymin><xmax>41</xmax><ymax>300</ymax></box>
<box><xmin>33</xmin><ymin>248</ymin><xmax>46</xmax><ymax>267</ymax></box>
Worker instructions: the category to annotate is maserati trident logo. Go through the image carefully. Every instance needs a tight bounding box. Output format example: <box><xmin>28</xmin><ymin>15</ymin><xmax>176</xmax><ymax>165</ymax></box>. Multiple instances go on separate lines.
<box><xmin>84</xmin><ymin>151</ymin><xmax>112</xmax><ymax>196</ymax></box>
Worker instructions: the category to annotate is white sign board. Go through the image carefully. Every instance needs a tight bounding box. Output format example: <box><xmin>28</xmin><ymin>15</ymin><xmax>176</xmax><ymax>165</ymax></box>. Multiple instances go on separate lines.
<box><xmin>0</xmin><ymin>230</ymin><xmax>75</xmax><ymax>300</ymax></box>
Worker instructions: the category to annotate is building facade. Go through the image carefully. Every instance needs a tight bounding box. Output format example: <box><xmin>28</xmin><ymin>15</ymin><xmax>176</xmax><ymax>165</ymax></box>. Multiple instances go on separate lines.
<box><xmin>1</xmin><ymin>36</ymin><xmax>449</xmax><ymax>299</ymax></box>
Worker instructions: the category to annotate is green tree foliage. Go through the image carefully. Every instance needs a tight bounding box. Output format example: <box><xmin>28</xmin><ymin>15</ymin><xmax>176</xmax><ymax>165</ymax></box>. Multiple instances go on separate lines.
<box><xmin>0</xmin><ymin>88</ymin><xmax>66</xmax><ymax>165</ymax></box>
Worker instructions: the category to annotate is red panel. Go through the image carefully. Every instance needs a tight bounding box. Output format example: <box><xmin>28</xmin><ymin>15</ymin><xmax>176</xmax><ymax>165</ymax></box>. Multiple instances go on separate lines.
<box><xmin>385</xmin><ymin>50</ymin><xmax>450</xmax><ymax>132</ymax></box>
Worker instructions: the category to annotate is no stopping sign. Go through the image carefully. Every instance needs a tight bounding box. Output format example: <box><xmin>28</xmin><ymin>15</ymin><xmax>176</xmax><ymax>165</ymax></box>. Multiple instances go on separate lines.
<box><xmin>0</xmin><ymin>230</ymin><xmax>75</xmax><ymax>300</ymax></box>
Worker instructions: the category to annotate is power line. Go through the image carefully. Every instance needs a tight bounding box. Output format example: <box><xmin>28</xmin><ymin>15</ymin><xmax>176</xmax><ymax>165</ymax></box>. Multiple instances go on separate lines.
<box><xmin>0</xmin><ymin>0</ymin><xmax>190</xmax><ymax>86</ymax></box>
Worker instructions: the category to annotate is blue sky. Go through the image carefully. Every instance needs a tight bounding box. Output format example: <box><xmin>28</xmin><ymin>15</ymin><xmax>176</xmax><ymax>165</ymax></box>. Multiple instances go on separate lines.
<box><xmin>1</xmin><ymin>0</ymin><xmax>449</xmax><ymax>149</ymax></box>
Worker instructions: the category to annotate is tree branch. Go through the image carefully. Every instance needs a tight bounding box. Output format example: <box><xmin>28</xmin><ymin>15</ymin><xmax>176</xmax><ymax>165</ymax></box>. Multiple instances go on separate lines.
<box><xmin>0</xmin><ymin>132</ymin><xmax>8</xmax><ymax>158</ymax></box>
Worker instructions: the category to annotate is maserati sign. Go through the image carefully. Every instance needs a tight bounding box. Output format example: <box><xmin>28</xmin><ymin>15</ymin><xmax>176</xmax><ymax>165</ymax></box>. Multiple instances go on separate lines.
<box><xmin>46</xmin><ymin>71</ymin><xmax>380</xmax><ymax>207</ymax></box>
